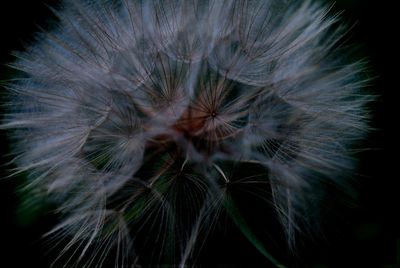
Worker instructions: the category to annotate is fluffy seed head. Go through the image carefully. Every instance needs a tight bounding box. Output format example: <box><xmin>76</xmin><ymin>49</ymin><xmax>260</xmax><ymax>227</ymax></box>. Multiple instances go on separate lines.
<box><xmin>2</xmin><ymin>0</ymin><xmax>371</xmax><ymax>266</ymax></box>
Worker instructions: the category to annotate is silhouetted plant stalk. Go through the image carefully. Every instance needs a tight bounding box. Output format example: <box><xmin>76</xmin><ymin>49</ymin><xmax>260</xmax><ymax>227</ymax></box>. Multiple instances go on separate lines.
<box><xmin>2</xmin><ymin>0</ymin><xmax>371</xmax><ymax>266</ymax></box>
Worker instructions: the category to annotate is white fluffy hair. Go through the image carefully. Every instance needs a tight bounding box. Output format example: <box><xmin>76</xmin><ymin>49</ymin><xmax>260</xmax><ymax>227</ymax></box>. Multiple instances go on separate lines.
<box><xmin>2</xmin><ymin>0</ymin><xmax>371</xmax><ymax>266</ymax></box>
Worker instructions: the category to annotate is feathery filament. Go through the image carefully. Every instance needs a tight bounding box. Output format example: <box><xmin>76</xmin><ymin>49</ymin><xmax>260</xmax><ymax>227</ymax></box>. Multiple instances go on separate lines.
<box><xmin>2</xmin><ymin>0</ymin><xmax>370</xmax><ymax>266</ymax></box>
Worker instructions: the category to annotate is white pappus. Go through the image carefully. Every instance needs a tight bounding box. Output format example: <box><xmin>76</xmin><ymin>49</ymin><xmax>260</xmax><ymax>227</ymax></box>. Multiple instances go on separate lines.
<box><xmin>1</xmin><ymin>0</ymin><xmax>372</xmax><ymax>267</ymax></box>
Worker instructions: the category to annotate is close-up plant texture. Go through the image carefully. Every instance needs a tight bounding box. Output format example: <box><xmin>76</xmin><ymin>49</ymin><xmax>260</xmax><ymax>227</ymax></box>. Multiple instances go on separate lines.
<box><xmin>1</xmin><ymin>0</ymin><xmax>375</xmax><ymax>267</ymax></box>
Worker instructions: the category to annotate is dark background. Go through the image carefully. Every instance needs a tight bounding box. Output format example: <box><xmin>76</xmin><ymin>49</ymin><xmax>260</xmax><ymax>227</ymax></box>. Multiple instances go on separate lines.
<box><xmin>0</xmin><ymin>1</ymin><xmax>397</xmax><ymax>267</ymax></box>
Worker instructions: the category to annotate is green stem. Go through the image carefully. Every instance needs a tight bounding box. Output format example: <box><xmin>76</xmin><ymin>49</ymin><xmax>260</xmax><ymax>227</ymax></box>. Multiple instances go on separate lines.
<box><xmin>224</xmin><ymin>194</ymin><xmax>286</xmax><ymax>268</ymax></box>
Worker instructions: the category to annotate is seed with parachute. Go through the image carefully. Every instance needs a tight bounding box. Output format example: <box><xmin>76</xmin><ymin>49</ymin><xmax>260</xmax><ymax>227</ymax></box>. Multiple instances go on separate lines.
<box><xmin>1</xmin><ymin>0</ymin><xmax>371</xmax><ymax>266</ymax></box>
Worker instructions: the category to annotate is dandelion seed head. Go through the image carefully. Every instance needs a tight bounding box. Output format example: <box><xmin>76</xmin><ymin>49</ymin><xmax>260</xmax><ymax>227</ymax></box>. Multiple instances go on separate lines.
<box><xmin>2</xmin><ymin>0</ymin><xmax>371</xmax><ymax>266</ymax></box>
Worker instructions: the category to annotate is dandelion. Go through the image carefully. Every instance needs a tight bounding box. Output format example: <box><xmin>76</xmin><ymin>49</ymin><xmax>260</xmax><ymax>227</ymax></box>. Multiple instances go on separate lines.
<box><xmin>2</xmin><ymin>0</ymin><xmax>371</xmax><ymax>266</ymax></box>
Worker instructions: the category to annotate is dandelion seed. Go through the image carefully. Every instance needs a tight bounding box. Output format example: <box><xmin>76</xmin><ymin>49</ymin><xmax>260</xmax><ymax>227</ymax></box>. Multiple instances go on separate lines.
<box><xmin>2</xmin><ymin>0</ymin><xmax>371</xmax><ymax>266</ymax></box>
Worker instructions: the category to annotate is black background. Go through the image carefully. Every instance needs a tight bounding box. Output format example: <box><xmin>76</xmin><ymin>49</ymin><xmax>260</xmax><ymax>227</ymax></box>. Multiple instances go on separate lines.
<box><xmin>0</xmin><ymin>1</ymin><xmax>397</xmax><ymax>267</ymax></box>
